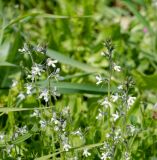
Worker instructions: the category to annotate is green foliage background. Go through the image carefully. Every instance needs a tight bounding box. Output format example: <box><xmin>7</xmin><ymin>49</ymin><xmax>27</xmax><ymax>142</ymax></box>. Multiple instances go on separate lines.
<box><xmin>0</xmin><ymin>0</ymin><xmax>157</xmax><ymax>159</ymax></box>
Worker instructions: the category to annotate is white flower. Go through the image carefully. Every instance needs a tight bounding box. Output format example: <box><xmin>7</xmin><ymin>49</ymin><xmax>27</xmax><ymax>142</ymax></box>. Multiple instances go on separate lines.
<box><xmin>31</xmin><ymin>64</ymin><xmax>44</xmax><ymax>77</ymax></box>
<box><xmin>0</xmin><ymin>132</ymin><xmax>5</xmax><ymax>140</ymax></box>
<box><xmin>63</xmin><ymin>143</ymin><xmax>71</xmax><ymax>151</ymax></box>
<box><xmin>51</xmin><ymin>87</ymin><xmax>60</xmax><ymax>97</ymax></box>
<box><xmin>31</xmin><ymin>109</ymin><xmax>40</xmax><ymax>117</ymax></box>
<box><xmin>18</xmin><ymin>43</ymin><xmax>29</xmax><ymax>53</ymax></box>
<box><xmin>124</xmin><ymin>152</ymin><xmax>131</xmax><ymax>160</ymax></box>
<box><xmin>17</xmin><ymin>93</ymin><xmax>25</xmax><ymax>100</ymax></box>
<box><xmin>39</xmin><ymin>120</ymin><xmax>47</xmax><ymax>128</ymax></box>
<box><xmin>113</xmin><ymin>63</ymin><xmax>121</xmax><ymax>72</ymax></box>
<box><xmin>127</xmin><ymin>96</ymin><xmax>136</xmax><ymax>106</ymax></box>
<box><xmin>54</xmin><ymin>126</ymin><xmax>60</xmax><ymax>131</ymax></box>
<box><xmin>71</xmin><ymin>129</ymin><xmax>82</xmax><ymax>139</ymax></box>
<box><xmin>18</xmin><ymin>125</ymin><xmax>27</xmax><ymax>135</ymax></box>
<box><xmin>111</xmin><ymin>93</ymin><xmax>119</xmax><ymax>102</ymax></box>
<box><xmin>101</xmin><ymin>152</ymin><xmax>108</xmax><ymax>160</ymax></box>
<box><xmin>101</xmin><ymin>98</ymin><xmax>112</xmax><ymax>108</ymax></box>
<box><xmin>117</xmin><ymin>85</ymin><xmax>123</xmax><ymax>90</ymax></box>
<box><xmin>25</xmin><ymin>84</ymin><xmax>32</xmax><ymax>95</ymax></box>
<box><xmin>96</xmin><ymin>75</ymin><xmax>103</xmax><ymax>85</ymax></box>
<box><xmin>112</xmin><ymin>111</ymin><xmax>119</xmax><ymax>121</ymax></box>
<box><xmin>12</xmin><ymin>80</ymin><xmax>18</xmax><ymax>87</ymax></box>
<box><xmin>96</xmin><ymin>109</ymin><xmax>104</xmax><ymax>120</ymax></box>
<box><xmin>47</xmin><ymin>58</ymin><xmax>58</xmax><ymax>68</ymax></box>
<box><xmin>39</xmin><ymin>89</ymin><xmax>49</xmax><ymax>102</ymax></box>
<box><xmin>62</xmin><ymin>106</ymin><xmax>70</xmax><ymax>116</ymax></box>
<box><xmin>106</xmin><ymin>133</ymin><xmax>110</xmax><ymax>138</ymax></box>
<box><xmin>83</xmin><ymin>149</ymin><xmax>91</xmax><ymax>157</ymax></box>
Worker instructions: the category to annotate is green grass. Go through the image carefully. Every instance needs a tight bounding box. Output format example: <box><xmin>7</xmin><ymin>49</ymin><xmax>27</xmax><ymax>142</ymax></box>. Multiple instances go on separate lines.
<box><xmin>0</xmin><ymin>0</ymin><xmax>157</xmax><ymax>159</ymax></box>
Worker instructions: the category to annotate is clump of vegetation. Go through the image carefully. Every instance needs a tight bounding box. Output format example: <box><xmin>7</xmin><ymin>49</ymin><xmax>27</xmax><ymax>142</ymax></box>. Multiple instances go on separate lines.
<box><xmin>0</xmin><ymin>0</ymin><xmax>157</xmax><ymax>159</ymax></box>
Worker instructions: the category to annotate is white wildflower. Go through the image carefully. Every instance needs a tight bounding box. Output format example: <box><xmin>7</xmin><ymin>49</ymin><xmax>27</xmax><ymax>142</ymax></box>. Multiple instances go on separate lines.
<box><xmin>117</xmin><ymin>85</ymin><xmax>123</xmax><ymax>90</ymax></box>
<box><xmin>31</xmin><ymin>109</ymin><xmax>40</xmax><ymax>117</ymax></box>
<box><xmin>31</xmin><ymin>64</ymin><xmax>44</xmax><ymax>77</ymax></box>
<box><xmin>101</xmin><ymin>152</ymin><xmax>108</xmax><ymax>160</ymax></box>
<box><xmin>83</xmin><ymin>149</ymin><xmax>91</xmax><ymax>157</ymax></box>
<box><xmin>47</xmin><ymin>58</ymin><xmax>58</xmax><ymax>68</ymax></box>
<box><xmin>63</xmin><ymin>143</ymin><xmax>71</xmax><ymax>151</ymax></box>
<box><xmin>25</xmin><ymin>84</ymin><xmax>32</xmax><ymax>95</ymax></box>
<box><xmin>111</xmin><ymin>93</ymin><xmax>119</xmax><ymax>102</ymax></box>
<box><xmin>106</xmin><ymin>133</ymin><xmax>110</xmax><ymax>138</ymax></box>
<box><xmin>96</xmin><ymin>109</ymin><xmax>104</xmax><ymax>120</ymax></box>
<box><xmin>127</xmin><ymin>96</ymin><xmax>136</xmax><ymax>106</ymax></box>
<box><xmin>96</xmin><ymin>74</ymin><xmax>103</xmax><ymax>85</ymax></box>
<box><xmin>112</xmin><ymin>111</ymin><xmax>119</xmax><ymax>121</ymax></box>
<box><xmin>0</xmin><ymin>132</ymin><xmax>5</xmax><ymax>140</ymax></box>
<box><xmin>101</xmin><ymin>97</ymin><xmax>112</xmax><ymax>108</ymax></box>
<box><xmin>52</xmin><ymin>86</ymin><xmax>60</xmax><ymax>97</ymax></box>
<box><xmin>39</xmin><ymin>89</ymin><xmax>49</xmax><ymax>102</ymax></box>
<box><xmin>62</xmin><ymin>106</ymin><xmax>70</xmax><ymax>116</ymax></box>
<box><xmin>18</xmin><ymin>43</ymin><xmax>29</xmax><ymax>53</ymax></box>
<box><xmin>113</xmin><ymin>63</ymin><xmax>121</xmax><ymax>72</ymax></box>
<box><xmin>54</xmin><ymin>126</ymin><xmax>60</xmax><ymax>131</ymax></box>
<box><xmin>124</xmin><ymin>152</ymin><xmax>131</xmax><ymax>160</ymax></box>
<box><xmin>12</xmin><ymin>80</ymin><xmax>18</xmax><ymax>87</ymax></box>
<box><xmin>39</xmin><ymin>120</ymin><xmax>47</xmax><ymax>128</ymax></box>
<box><xmin>71</xmin><ymin>128</ymin><xmax>82</xmax><ymax>139</ymax></box>
<box><xmin>18</xmin><ymin>125</ymin><xmax>27</xmax><ymax>135</ymax></box>
<box><xmin>17</xmin><ymin>93</ymin><xmax>25</xmax><ymax>100</ymax></box>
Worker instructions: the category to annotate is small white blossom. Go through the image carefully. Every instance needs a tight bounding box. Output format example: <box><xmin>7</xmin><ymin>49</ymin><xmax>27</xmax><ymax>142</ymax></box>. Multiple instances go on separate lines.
<box><xmin>112</xmin><ymin>111</ymin><xmax>119</xmax><ymax>121</ymax></box>
<box><xmin>83</xmin><ymin>149</ymin><xmax>91</xmax><ymax>157</ymax></box>
<box><xmin>25</xmin><ymin>84</ymin><xmax>32</xmax><ymax>95</ymax></box>
<box><xmin>62</xmin><ymin>106</ymin><xmax>70</xmax><ymax>116</ymax></box>
<box><xmin>63</xmin><ymin>143</ymin><xmax>71</xmax><ymax>151</ymax></box>
<box><xmin>18</xmin><ymin>125</ymin><xmax>27</xmax><ymax>135</ymax></box>
<box><xmin>96</xmin><ymin>109</ymin><xmax>104</xmax><ymax>120</ymax></box>
<box><xmin>18</xmin><ymin>43</ymin><xmax>29</xmax><ymax>53</ymax></box>
<box><xmin>106</xmin><ymin>133</ymin><xmax>110</xmax><ymax>138</ymax></box>
<box><xmin>113</xmin><ymin>63</ymin><xmax>121</xmax><ymax>72</ymax></box>
<box><xmin>124</xmin><ymin>152</ymin><xmax>131</xmax><ymax>160</ymax></box>
<box><xmin>51</xmin><ymin>87</ymin><xmax>60</xmax><ymax>98</ymax></box>
<box><xmin>117</xmin><ymin>85</ymin><xmax>123</xmax><ymax>90</ymax></box>
<box><xmin>47</xmin><ymin>58</ymin><xmax>58</xmax><ymax>68</ymax></box>
<box><xmin>31</xmin><ymin>109</ymin><xmax>40</xmax><ymax>117</ymax></box>
<box><xmin>39</xmin><ymin>89</ymin><xmax>49</xmax><ymax>102</ymax></box>
<box><xmin>12</xmin><ymin>80</ymin><xmax>18</xmax><ymax>87</ymax></box>
<box><xmin>96</xmin><ymin>75</ymin><xmax>103</xmax><ymax>85</ymax></box>
<box><xmin>31</xmin><ymin>64</ymin><xmax>44</xmax><ymax>77</ymax></box>
<box><xmin>127</xmin><ymin>96</ymin><xmax>136</xmax><ymax>106</ymax></box>
<box><xmin>0</xmin><ymin>132</ymin><xmax>5</xmax><ymax>140</ymax></box>
<box><xmin>101</xmin><ymin>152</ymin><xmax>108</xmax><ymax>160</ymax></box>
<box><xmin>17</xmin><ymin>93</ymin><xmax>25</xmax><ymax>100</ymax></box>
<box><xmin>71</xmin><ymin>128</ymin><xmax>83</xmax><ymax>139</ymax></box>
<box><xmin>111</xmin><ymin>93</ymin><xmax>119</xmax><ymax>102</ymax></box>
<box><xmin>101</xmin><ymin>98</ymin><xmax>112</xmax><ymax>108</ymax></box>
<box><xmin>54</xmin><ymin>126</ymin><xmax>60</xmax><ymax>131</ymax></box>
<box><xmin>39</xmin><ymin>120</ymin><xmax>47</xmax><ymax>128</ymax></box>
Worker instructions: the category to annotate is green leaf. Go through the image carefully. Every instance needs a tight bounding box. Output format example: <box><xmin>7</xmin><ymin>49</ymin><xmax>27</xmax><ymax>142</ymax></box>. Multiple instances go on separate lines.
<box><xmin>3</xmin><ymin>12</ymin><xmax>92</xmax><ymax>30</ymax></box>
<box><xmin>47</xmin><ymin>49</ymin><xmax>106</xmax><ymax>73</ymax></box>
<box><xmin>132</xmin><ymin>70</ymin><xmax>157</xmax><ymax>91</ymax></box>
<box><xmin>0</xmin><ymin>61</ymin><xmax>17</xmax><ymax>67</ymax></box>
<box><xmin>39</xmin><ymin>81</ymin><xmax>110</xmax><ymax>95</ymax></box>
<box><xmin>0</xmin><ymin>106</ymin><xmax>52</xmax><ymax>113</ymax></box>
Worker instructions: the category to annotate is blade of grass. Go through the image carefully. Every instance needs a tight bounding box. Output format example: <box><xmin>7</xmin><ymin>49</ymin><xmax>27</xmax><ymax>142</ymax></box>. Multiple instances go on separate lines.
<box><xmin>0</xmin><ymin>61</ymin><xmax>17</xmax><ymax>67</ymax></box>
<box><xmin>39</xmin><ymin>81</ymin><xmax>111</xmax><ymax>95</ymax></box>
<box><xmin>47</xmin><ymin>49</ymin><xmax>106</xmax><ymax>74</ymax></box>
